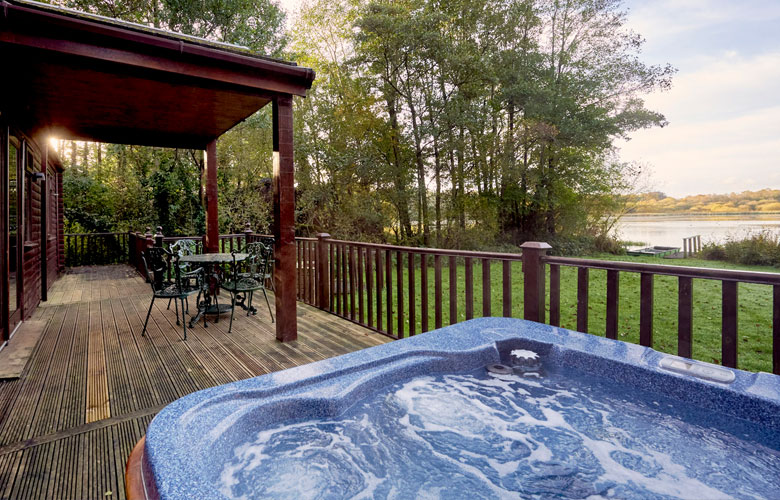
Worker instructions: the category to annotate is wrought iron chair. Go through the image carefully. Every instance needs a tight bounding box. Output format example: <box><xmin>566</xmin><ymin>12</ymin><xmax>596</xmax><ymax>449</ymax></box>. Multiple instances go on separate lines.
<box><xmin>168</xmin><ymin>239</ymin><xmax>200</xmax><ymax>312</ymax></box>
<box><xmin>141</xmin><ymin>247</ymin><xmax>202</xmax><ymax>340</ymax></box>
<box><xmin>239</xmin><ymin>237</ymin><xmax>276</xmax><ymax>291</ymax></box>
<box><xmin>221</xmin><ymin>243</ymin><xmax>274</xmax><ymax>333</ymax></box>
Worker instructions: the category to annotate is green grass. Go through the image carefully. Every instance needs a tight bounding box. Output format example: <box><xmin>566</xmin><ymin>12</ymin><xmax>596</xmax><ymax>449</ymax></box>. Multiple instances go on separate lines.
<box><xmin>328</xmin><ymin>253</ymin><xmax>778</xmax><ymax>374</ymax></box>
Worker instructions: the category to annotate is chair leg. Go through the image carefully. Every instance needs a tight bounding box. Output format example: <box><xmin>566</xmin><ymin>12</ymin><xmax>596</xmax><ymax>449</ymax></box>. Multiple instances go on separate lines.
<box><xmin>229</xmin><ymin>294</ymin><xmax>236</xmax><ymax>333</ymax></box>
<box><xmin>214</xmin><ymin>293</ymin><xmax>219</xmax><ymax>323</ymax></box>
<box><xmin>167</xmin><ymin>298</ymin><xmax>172</xmax><ymax>310</ymax></box>
<box><xmin>181</xmin><ymin>297</ymin><xmax>188</xmax><ymax>341</ymax></box>
<box><xmin>142</xmin><ymin>297</ymin><xmax>155</xmax><ymax>337</ymax></box>
<box><xmin>174</xmin><ymin>297</ymin><xmax>180</xmax><ymax>325</ymax></box>
<box><xmin>247</xmin><ymin>291</ymin><xmax>253</xmax><ymax>316</ymax></box>
<box><xmin>262</xmin><ymin>288</ymin><xmax>274</xmax><ymax>322</ymax></box>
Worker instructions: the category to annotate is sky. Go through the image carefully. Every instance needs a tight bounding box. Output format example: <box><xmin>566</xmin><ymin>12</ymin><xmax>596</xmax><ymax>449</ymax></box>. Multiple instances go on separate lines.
<box><xmin>619</xmin><ymin>0</ymin><xmax>780</xmax><ymax>197</ymax></box>
<box><xmin>276</xmin><ymin>0</ymin><xmax>780</xmax><ymax>198</ymax></box>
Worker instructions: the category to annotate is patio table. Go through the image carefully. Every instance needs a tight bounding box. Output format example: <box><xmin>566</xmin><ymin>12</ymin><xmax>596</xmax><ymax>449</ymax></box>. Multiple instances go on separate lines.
<box><xmin>180</xmin><ymin>253</ymin><xmax>248</xmax><ymax>328</ymax></box>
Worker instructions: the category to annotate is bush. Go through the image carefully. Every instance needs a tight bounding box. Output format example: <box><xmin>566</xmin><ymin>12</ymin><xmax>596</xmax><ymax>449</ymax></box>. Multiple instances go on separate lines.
<box><xmin>700</xmin><ymin>231</ymin><xmax>780</xmax><ymax>267</ymax></box>
<box><xmin>700</xmin><ymin>242</ymin><xmax>727</xmax><ymax>261</ymax></box>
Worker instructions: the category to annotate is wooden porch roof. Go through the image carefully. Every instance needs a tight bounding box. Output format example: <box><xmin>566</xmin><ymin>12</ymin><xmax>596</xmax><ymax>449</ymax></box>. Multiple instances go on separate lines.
<box><xmin>0</xmin><ymin>0</ymin><xmax>315</xmax><ymax>148</ymax></box>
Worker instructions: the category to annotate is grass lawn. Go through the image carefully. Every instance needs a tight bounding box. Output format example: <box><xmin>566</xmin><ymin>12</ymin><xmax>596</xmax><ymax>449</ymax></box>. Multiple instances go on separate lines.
<box><xmin>335</xmin><ymin>252</ymin><xmax>778</xmax><ymax>374</ymax></box>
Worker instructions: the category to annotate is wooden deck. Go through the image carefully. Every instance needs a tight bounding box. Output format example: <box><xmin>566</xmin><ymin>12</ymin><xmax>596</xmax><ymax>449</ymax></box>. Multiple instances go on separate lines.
<box><xmin>0</xmin><ymin>265</ymin><xmax>388</xmax><ymax>499</ymax></box>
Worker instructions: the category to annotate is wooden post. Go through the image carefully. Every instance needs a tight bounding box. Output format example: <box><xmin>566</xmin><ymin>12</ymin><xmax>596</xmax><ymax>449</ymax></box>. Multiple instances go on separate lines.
<box><xmin>521</xmin><ymin>242</ymin><xmax>551</xmax><ymax>323</ymax></box>
<box><xmin>316</xmin><ymin>233</ymin><xmax>331</xmax><ymax>310</ymax></box>
<box><xmin>154</xmin><ymin>226</ymin><xmax>164</xmax><ymax>247</ymax></box>
<box><xmin>204</xmin><ymin>139</ymin><xmax>219</xmax><ymax>253</ymax></box>
<box><xmin>272</xmin><ymin>95</ymin><xmax>297</xmax><ymax>342</ymax></box>
<box><xmin>243</xmin><ymin>221</ymin><xmax>253</xmax><ymax>249</ymax></box>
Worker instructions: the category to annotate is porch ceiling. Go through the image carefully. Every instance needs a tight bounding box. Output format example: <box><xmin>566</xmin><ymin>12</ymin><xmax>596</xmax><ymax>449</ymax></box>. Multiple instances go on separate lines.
<box><xmin>0</xmin><ymin>0</ymin><xmax>315</xmax><ymax>149</ymax></box>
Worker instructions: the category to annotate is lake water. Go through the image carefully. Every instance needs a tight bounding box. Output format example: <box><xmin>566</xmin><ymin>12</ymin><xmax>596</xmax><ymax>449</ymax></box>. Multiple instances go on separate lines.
<box><xmin>612</xmin><ymin>214</ymin><xmax>780</xmax><ymax>248</ymax></box>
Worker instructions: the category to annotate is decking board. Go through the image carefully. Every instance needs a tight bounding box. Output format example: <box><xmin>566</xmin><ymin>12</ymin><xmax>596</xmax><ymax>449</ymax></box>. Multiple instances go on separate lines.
<box><xmin>0</xmin><ymin>264</ymin><xmax>388</xmax><ymax>499</ymax></box>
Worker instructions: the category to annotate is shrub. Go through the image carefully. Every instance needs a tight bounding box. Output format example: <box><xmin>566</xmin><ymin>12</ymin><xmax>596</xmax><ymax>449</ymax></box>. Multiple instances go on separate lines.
<box><xmin>700</xmin><ymin>231</ymin><xmax>780</xmax><ymax>267</ymax></box>
<box><xmin>700</xmin><ymin>242</ymin><xmax>727</xmax><ymax>261</ymax></box>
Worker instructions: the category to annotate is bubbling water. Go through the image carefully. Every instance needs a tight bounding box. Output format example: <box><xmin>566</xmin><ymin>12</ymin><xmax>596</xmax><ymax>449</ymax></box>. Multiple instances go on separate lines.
<box><xmin>219</xmin><ymin>368</ymin><xmax>780</xmax><ymax>500</ymax></box>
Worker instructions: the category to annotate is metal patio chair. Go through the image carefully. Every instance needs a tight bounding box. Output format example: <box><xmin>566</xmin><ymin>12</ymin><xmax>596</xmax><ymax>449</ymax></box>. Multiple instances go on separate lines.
<box><xmin>168</xmin><ymin>239</ymin><xmax>200</xmax><ymax>312</ymax></box>
<box><xmin>221</xmin><ymin>243</ymin><xmax>274</xmax><ymax>333</ymax></box>
<box><xmin>141</xmin><ymin>247</ymin><xmax>202</xmax><ymax>340</ymax></box>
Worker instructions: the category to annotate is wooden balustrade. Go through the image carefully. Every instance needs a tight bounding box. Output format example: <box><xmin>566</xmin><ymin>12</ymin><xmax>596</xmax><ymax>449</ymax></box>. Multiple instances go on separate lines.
<box><xmin>310</xmin><ymin>237</ymin><xmax>524</xmax><ymax>340</ymax></box>
<box><xmin>543</xmin><ymin>254</ymin><xmax>780</xmax><ymax>374</ymax></box>
<box><xmin>64</xmin><ymin>232</ymin><xmax>130</xmax><ymax>267</ymax></box>
<box><xmin>74</xmin><ymin>230</ymin><xmax>780</xmax><ymax>374</ymax></box>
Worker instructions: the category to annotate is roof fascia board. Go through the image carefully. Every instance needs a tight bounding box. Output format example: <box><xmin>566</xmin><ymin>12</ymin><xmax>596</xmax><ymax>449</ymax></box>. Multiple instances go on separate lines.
<box><xmin>1</xmin><ymin>1</ymin><xmax>315</xmax><ymax>96</ymax></box>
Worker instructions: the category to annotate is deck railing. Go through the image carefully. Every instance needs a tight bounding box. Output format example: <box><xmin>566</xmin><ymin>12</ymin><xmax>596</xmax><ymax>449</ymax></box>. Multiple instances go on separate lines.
<box><xmin>82</xmin><ymin>230</ymin><xmax>780</xmax><ymax>374</ymax></box>
<box><xmin>64</xmin><ymin>232</ymin><xmax>130</xmax><ymax>267</ymax></box>
<box><xmin>303</xmin><ymin>235</ymin><xmax>524</xmax><ymax>340</ymax></box>
<box><xmin>521</xmin><ymin>244</ymin><xmax>780</xmax><ymax>375</ymax></box>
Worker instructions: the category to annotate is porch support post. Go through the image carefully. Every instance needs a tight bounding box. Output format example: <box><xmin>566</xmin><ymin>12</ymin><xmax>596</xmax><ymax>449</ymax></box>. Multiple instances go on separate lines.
<box><xmin>272</xmin><ymin>95</ymin><xmax>297</xmax><ymax>342</ymax></box>
<box><xmin>521</xmin><ymin>241</ymin><xmax>551</xmax><ymax>323</ymax></box>
<box><xmin>204</xmin><ymin>139</ymin><xmax>219</xmax><ymax>253</ymax></box>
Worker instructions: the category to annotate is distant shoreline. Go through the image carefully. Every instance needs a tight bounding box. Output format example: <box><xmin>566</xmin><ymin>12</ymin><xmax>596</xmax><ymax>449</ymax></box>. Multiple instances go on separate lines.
<box><xmin>621</xmin><ymin>212</ymin><xmax>780</xmax><ymax>218</ymax></box>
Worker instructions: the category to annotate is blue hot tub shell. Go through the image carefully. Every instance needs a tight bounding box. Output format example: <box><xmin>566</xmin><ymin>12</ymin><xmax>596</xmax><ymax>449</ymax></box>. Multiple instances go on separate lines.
<box><xmin>141</xmin><ymin>318</ymin><xmax>780</xmax><ymax>499</ymax></box>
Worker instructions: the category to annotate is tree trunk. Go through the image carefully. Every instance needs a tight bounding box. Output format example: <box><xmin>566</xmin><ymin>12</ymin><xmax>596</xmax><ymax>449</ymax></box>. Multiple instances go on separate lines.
<box><xmin>386</xmin><ymin>92</ymin><xmax>413</xmax><ymax>239</ymax></box>
<box><xmin>456</xmin><ymin>126</ymin><xmax>466</xmax><ymax>230</ymax></box>
<box><xmin>408</xmin><ymin>99</ymin><xmax>429</xmax><ymax>245</ymax></box>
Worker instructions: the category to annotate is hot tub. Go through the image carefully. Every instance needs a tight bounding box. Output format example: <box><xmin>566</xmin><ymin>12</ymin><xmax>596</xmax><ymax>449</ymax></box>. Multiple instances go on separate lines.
<box><xmin>128</xmin><ymin>318</ymin><xmax>780</xmax><ymax>499</ymax></box>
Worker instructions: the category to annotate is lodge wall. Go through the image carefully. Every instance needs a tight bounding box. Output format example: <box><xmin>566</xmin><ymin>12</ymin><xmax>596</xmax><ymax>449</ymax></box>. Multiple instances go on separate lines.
<box><xmin>0</xmin><ymin>120</ymin><xmax>64</xmax><ymax>342</ymax></box>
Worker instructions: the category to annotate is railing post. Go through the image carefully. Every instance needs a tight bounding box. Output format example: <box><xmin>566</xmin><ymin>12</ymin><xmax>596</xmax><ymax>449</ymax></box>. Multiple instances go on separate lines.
<box><xmin>316</xmin><ymin>233</ymin><xmax>331</xmax><ymax>309</ymax></box>
<box><xmin>127</xmin><ymin>231</ymin><xmax>134</xmax><ymax>265</ymax></box>
<box><xmin>244</xmin><ymin>221</ymin><xmax>253</xmax><ymax>247</ymax></box>
<box><xmin>521</xmin><ymin>241</ymin><xmax>551</xmax><ymax>323</ymax></box>
<box><xmin>144</xmin><ymin>228</ymin><xmax>154</xmax><ymax>262</ymax></box>
<box><xmin>155</xmin><ymin>226</ymin><xmax>164</xmax><ymax>247</ymax></box>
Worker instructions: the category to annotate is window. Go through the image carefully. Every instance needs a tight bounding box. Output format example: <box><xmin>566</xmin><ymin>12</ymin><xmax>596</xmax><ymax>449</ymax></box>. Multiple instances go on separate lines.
<box><xmin>25</xmin><ymin>151</ymin><xmax>34</xmax><ymax>242</ymax></box>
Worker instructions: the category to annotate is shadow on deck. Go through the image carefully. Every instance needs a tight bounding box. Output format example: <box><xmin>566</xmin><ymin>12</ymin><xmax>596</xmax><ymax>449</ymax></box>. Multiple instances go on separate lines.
<box><xmin>0</xmin><ymin>265</ymin><xmax>387</xmax><ymax>499</ymax></box>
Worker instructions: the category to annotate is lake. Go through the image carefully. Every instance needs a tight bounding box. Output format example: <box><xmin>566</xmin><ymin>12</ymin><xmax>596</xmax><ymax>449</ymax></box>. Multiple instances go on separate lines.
<box><xmin>612</xmin><ymin>214</ymin><xmax>780</xmax><ymax>248</ymax></box>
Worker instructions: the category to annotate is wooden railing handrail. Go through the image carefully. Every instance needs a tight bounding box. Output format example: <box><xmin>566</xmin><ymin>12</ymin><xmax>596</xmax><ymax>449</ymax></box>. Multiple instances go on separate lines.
<box><xmin>65</xmin><ymin>232</ymin><xmax>126</xmax><ymax>236</ymax></box>
<box><xmin>544</xmin><ymin>256</ymin><xmax>780</xmax><ymax>285</ymax></box>
<box><xmin>160</xmin><ymin>236</ymin><xmax>202</xmax><ymax>241</ymax></box>
<box><xmin>326</xmin><ymin>238</ymin><xmax>524</xmax><ymax>261</ymax></box>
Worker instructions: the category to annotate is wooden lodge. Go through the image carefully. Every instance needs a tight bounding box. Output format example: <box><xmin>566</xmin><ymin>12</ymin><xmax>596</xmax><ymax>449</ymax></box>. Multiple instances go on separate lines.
<box><xmin>0</xmin><ymin>0</ymin><xmax>315</xmax><ymax>345</ymax></box>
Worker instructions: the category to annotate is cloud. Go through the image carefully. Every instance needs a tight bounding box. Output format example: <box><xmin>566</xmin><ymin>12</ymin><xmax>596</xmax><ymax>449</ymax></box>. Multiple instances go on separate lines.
<box><xmin>627</xmin><ymin>0</ymin><xmax>780</xmax><ymax>41</ymax></box>
<box><xmin>643</xmin><ymin>51</ymin><xmax>780</xmax><ymax>121</ymax></box>
<box><xmin>618</xmin><ymin>48</ymin><xmax>780</xmax><ymax>197</ymax></box>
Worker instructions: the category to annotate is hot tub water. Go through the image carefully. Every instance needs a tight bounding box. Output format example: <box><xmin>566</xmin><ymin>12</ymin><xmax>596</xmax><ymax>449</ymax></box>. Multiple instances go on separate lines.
<box><xmin>218</xmin><ymin>365</ymin><xmax>780</xmax><ymax>500</ymax></box>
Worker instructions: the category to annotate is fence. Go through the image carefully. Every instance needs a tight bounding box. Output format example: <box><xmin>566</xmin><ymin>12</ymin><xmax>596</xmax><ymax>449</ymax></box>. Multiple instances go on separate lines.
<box><xmin>522</xmin><ymin>245</ymin><xmax>780</xmax><ymax>375</ymax></box>
<box><xmin>77</xmin><ymin>230</ymin><xmax>780</xmax><ymax>374</ymax></box>
<box><xmin>682</xmin><ymin>235</ymin><xmax>702</xmax><ymax>257</ymax></box>
<box><xmin>64</xmin><ymin>232</ymin><xmax>130</xmax><ymax>267</ymax></box>
<box><xmin>295</xmin><ymin>235</ymin><xmax>525</xmax><ymax>340</ymax></box>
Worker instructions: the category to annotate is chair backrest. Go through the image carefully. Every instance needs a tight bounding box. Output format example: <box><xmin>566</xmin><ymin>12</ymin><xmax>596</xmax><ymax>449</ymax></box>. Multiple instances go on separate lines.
<box><xmin>143</xmin><ymin>247</ymin><xmax>171</xmax><ymax>292</ymax></box>
<box><xmin>245</xmin><ymin>242</ymin><xmax>273</xmax><ymax>278</ymax></box>
<box><xmin>169</xmin><ymin>239</ymin><xmax>197</xmax><ymax>257</ymax></box>
<box><xmin>169</xmin><ymin>239</ymin><xmax>197</xmax><ymax>271</ymax></box>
